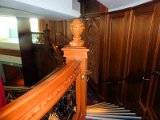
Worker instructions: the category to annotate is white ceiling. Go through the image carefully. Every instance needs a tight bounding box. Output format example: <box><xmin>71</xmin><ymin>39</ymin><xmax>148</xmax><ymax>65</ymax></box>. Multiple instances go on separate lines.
<box><xmin>0</xmin><ymin>0</ymin><xmax>80</xmax><ymax>20</ymax></box>
<box><xmin>0</xmin><ymin>0</ymin><xmax>153</xmax><ymax>20</ymax></box>
<box><xmin>97</xmin><ymin>0</ymin><xmax>152</xmax><ymax>12</ymax></box>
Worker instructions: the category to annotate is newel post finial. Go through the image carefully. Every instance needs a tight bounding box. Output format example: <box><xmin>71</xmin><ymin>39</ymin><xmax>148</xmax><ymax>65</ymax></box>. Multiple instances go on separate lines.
<box><xmin>69</xmin><ymin>19</ymin><xmax>84</xmax><ymax>47</ymax></box>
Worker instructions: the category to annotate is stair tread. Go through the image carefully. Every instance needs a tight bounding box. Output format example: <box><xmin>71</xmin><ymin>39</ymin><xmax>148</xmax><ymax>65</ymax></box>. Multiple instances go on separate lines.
<box><xmin>86</xmin><ymin>116</ymin><xmax>123</xmax><ymax>120</ymax></box>
<box><xmin>87</xmin><ymin>109</ymin><xmax>131</xmax><ymax>113</ymax></box>
<box><xmin>86</xmin><ymin>115</ymin><xmax>142</xmax><ymax>119</ymax></box>
<box><xmin>87</xmin><ymin>105</ymin><xmax>121</xmax><ymax>109</ymax></box>
<box><xmin>87</xmin><ymin>112</ymin><xmax>136</xmax><ymax>115</ymax></box>
<box><xmin>88</xmin><ymin>104</ymin><xmax>118</xmax><ymax>107</ymax></box>
<box><xmin>86</xmin><ymin>102</ymin><xmax>142</xmax><ymax>120</ymax></box>
<box><xmin>87</xmin><ymin>106</ymin><xmax>126</xmax><ymax>110</ymax></box>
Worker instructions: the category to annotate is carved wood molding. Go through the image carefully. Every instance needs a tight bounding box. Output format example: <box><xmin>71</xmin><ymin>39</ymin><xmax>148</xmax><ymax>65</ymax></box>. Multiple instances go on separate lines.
<box><xmin>84</xmin><ymin>17</ymin><xmax>100</xmax><ymax>84</ymax></box>
<box><xmin>0</xmin><ymin>60</ymin><xmax>80</xmax><ymax>120</ymax></box>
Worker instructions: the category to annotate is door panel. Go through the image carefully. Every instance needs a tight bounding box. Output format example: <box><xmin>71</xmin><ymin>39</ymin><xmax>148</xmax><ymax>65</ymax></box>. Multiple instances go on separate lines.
<box><xmin>125</xmin><ymin>4</ymin><xmax>155</xmax><ymax>114</ymax></box>
<box><xmin>106</xmin><ymin>11</ymin><xmax>131</xmax><ymax>102</ymax></box>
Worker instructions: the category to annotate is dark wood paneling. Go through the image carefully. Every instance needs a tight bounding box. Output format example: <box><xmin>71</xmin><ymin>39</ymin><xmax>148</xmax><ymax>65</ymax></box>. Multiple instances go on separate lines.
<box><xmin>147</xmin><ymin>7</ymin><xmax>160</xmax><ymax>119</ymax></box>
<box><xmin>4</xmin><ymin>65</ymin><xmax>22</xmax><ymax>82</ymax></box>
<box><xmin>108</xmin><ymin>12</ymin><xmax>128</xmax><ymax>80</ymax></box>
<box><xmin>127</xmin><ymin>7</ymin><xmax>154</xmax><ymax>74</ymax></box>
<box><xmin>80</xmin><ymin>0</ymin><xmax>107</xmax><ymax>16</ymax></box>
<box><xmin>124</xmin><ymin>3</ymin><xmax>160</xmax><ymax>117</ymax></box>
<box><xmin>33</xmin><ymin>44</ymin><xmax>58</xmax><ymax>81</ymax></box>
<box><xmin>105</xmin><ymin>11</ymin><xmax>131</xmax><ymax>103</ymax></box>
<box><xmin>153</xmin><ymin>76</ymin><xmax>160</xmax><ymax>120</ymax></box>
<box><xmin>79</xmin><ymin>0</ymin><xmax>108</xmax><ymax>98</ymax></box>
<box><xmin>125</xmin><ymin>4</ymin><xmax>155</xmax><ymax>114</ymax></box>
<box><xmin>98</xmin><ymin>14</ymin><xmax>109</xmax><ymax>97</ymax></box>
<box><xmin>150</xmin><ymin>75</ymin><xmax>160</xmax><ymax>120</ymax></box>
<box><xmin>84</xmin><ymin>17</ymin><xmax>100</xmax><ymax>86</ymax></box>
<box><xmin>54</xmin><ymin>20</ymin><xmax>72</xmax><ymax>48</ymax></box>
<box><xmin>156</xmin><ymin>34</ymin><xmax>160</xmax><ymax>72</ymax></box>
<box><xmin>146</xmin><ymin>2</ymin><xmax>160</xmax><ymax>72</ymax></box>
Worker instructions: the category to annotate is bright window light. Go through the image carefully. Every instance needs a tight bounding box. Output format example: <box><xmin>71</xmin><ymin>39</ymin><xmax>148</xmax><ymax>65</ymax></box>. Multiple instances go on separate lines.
<box><xmin>0</xmin><ymin>16</ymin><xmax>18</xmax><ymax>39</ymax></box>
<box><xmin>30</xmin><ymin>18</ymin><xmax>39</xmax><ymax>32</ymax></box>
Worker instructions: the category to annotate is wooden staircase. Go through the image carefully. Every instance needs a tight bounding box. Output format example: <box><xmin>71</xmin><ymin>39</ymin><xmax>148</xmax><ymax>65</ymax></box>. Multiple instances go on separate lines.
<box><xmin>86</xmin><ymin>102</ymin><xmax>142</xmax><ymax>120</ymax></box>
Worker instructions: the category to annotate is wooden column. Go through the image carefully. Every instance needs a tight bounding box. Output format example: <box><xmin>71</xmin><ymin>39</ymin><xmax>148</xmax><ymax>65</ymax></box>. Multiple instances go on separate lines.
<box><xmin>62</xmin><ymin>46</ymin><xmax>89</xmax><ymax>119</ymax></box>
<box><xmin>17</xmin><ymin>17</ymin><xmax>37</xmax><ymax>86</ymax></box>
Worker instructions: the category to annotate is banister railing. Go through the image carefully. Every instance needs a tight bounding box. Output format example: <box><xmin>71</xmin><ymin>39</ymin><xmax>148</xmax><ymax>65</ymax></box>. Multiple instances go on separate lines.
<box><xmin>0</xmin><ymin>46</ymin><xmax>89</xmax><ymax>120</ymax></box>
<box><xmin>0</xmin><ymin>60</ymin><xmax>80</xmax><ymax>120</ymax></box>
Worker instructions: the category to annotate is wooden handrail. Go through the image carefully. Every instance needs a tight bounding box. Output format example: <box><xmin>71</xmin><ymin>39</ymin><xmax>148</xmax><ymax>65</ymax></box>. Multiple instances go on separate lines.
<box><xmin>0</xmin><ymin>60</ymin><xmax>81</xmax><ymax>120</ymax></box>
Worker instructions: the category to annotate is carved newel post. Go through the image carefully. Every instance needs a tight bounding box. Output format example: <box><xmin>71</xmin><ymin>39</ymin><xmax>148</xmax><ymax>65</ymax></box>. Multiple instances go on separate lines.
<box><xmin>69</xmin><ymin>19</ymin><xmax>84</xmax><ymax>47</ymax></box>
<box><xmin>62</xmin><ymin>19</ymin><xmax>89</xmax><ymax>119</ymax></box>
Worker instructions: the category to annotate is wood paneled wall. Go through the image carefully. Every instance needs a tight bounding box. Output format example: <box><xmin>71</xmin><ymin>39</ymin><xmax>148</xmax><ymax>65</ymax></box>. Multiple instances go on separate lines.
<box><xmin>80</xmin><ymin>1</ymin><xmax>160</xmax><ymax>119</ymax></box>
<box><xmin>54</xmin><ymin>20</ymin><xmax>72</xmax><ymax>48</ymax></box>
<box><xmin>104</xmin><ymin>11</ymin><xmax>131</xmax><ymax>103</ymax></box>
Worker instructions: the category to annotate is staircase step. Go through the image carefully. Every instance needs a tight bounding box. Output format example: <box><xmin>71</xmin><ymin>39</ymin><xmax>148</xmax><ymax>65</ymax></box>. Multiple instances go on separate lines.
<box><xmin>86</xmin><ymin>102</ymin><xmax>142</xmax><ymax>120</ymax></box>
<box><xmin>86</xmin><ymin>116</ymin><xmax>123</xmax><ymax>120</ymax></box>
<box><xmin>88</xmin><ymin>102</ymin><xmax>117</xmax><ymax>106</ymax></box>
<box><xmin>87</xmin><ymin>112</ymin><xmax>137</xmax><ymax>116</ymax></box>
<box><xmin>86</xmin><ymin>115</ymin><xmax>142</xmax><ymax>120</ymax></box>
<box><xmin>87</xmin><ymin>108</ymin><xmax>131</xmax><ymax>113</ymax></box>
<box><xmin>87</xmin><ymin>105</ymin><xmax>120</xmax><ymax>109</ymax></box>
<box><xmin>87</xmin><ymin>106</ymin><xmax>126</xmax><ymax>110</ymax></box>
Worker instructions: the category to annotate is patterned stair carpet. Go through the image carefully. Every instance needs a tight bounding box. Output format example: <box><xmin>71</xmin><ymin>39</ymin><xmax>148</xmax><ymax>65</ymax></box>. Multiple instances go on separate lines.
<box><xmin>86</xmin><ymin>102</ymin><xmax>142</xmax><ymax>120</ymax></box>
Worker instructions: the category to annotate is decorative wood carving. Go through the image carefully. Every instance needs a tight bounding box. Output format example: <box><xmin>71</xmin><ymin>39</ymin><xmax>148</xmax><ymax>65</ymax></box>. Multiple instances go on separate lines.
<box><xmin>84</xmin><ymin>17</ymin><xmax>100</xmax><ymax>85</ymax></box>
<box><xmin>69</xmin><ymin>19</ymin><xmax>84</xmax><ymax>47</ymax></box>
